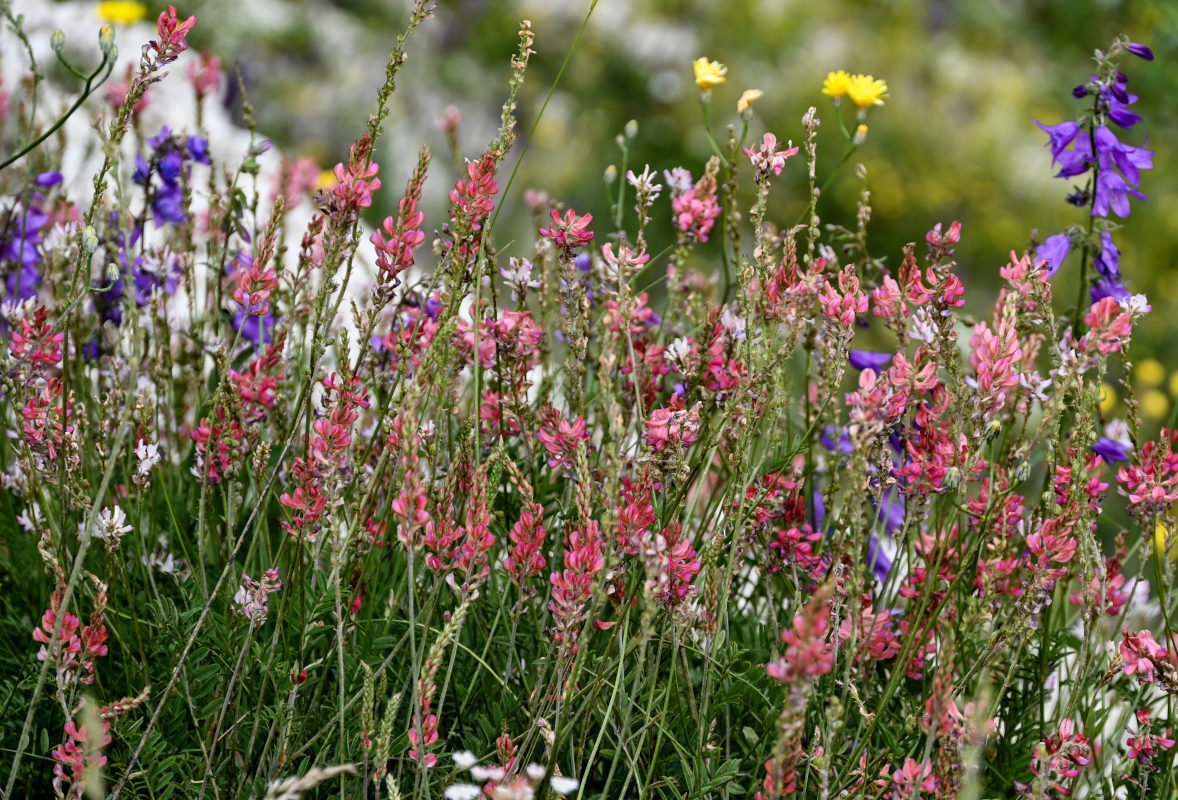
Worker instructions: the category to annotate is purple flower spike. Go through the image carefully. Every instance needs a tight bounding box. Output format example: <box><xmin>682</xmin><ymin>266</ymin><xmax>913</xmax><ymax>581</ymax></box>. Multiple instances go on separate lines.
<box><xmin>1036</xmin><ymin>233</ymin><xmax>1073</xmax><ymax>277</ymax></box>
<box><xmin>1126</xmin><ymin>42</ymin><xmax>1154</xmax><ymax>61</ymax></box>
<box><xmin>848</xmin><ymin>349</ymin><xmax>893</xmax><ymax>371</ymax></box>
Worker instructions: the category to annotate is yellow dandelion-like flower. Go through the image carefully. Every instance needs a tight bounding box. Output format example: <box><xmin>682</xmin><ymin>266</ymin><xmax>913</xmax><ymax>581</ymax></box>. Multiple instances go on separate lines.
<box><xmin>96</xmin><ymin>0</ymin><xmax>147</xmax><ymax>25</ymax></box>
<box><xmin>693</xmin><ymin>58</ymin><xmax>727</xmax><ymax>91</ymax></box>
<box><xmin>822</xmin><ymin>70</ymin><xmax>852</xmax><ymax>101</ymax></box>
<box><xmin>1098</xmin><ymin>382</ymin><xmax>1117</xmax><ymax>415</ymax></box>
<box><xmin>1136</xmin><ymin>358</ymin><xmax>1165</xmax><ymax>387</ymax></box>
<box><xmin>1169</xmin><ymin>370</ymin><xmax>1178</xmax><ymax>398</ymax></box>
<box><xmin>737</xmin><ymin>89</ymin><xmax>764</xmax><ymax>114</ymax></box>
<box><xmin>847</xmin><ymin>73</ymin><xmax>888</xmax><ymax>111</ymax></box>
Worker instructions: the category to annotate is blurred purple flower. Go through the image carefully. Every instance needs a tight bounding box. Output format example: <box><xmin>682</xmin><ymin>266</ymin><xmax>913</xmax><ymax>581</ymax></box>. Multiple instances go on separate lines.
<box><xmin>1037</xmin><ymin>233</ymin><xmax>1072</xmax><ymax>277</ymax></box>
<box><xmin>849</xmin><ymin>349</ymin><xmax>893</xmax><ymax>370</ymax></box>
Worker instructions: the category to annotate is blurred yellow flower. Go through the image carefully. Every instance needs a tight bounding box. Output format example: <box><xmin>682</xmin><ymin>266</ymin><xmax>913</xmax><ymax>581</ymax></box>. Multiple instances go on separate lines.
<box><xmin>1156</xmin><ymin>523</ymin><xmax>1177</xmax><ymax>562</ymax></box>
<box><xmin>822</xmin><ymin>70</ymin><xmax>852</xmax><ymax>100</ymax></box>
<box><xmin>1137</xmin><ymin>358</ymin><xmax>1165</xmax><ymax>386</ymax></box>
<box><xmin>693</xmin><ymin>58</ymin><xmax>727</xmax><ymax>91</ymax></box>
<box><xmin>1141</xmin><ymin>388</ymin><xmax>1170</xmax><ymax>420</ymax></box>
<box><xmin>848</xmin><ymin>74</ymin><xmax>888</xmax><ymax>110</ymax></box>
<box><xmin>1169</xmin><ymin>370</ymin><xmax>1178</xmax><ymax>397</ymax></box>
<box><xmin>1098</xmin><ymin>382</ymin><xmax>1117</xmax><ymax>415</ymax></box>
<box><xmin>737</xmin><ymin>89</ymin><xmax>764</xmax><ymax>114</ymax></box>
<box><xmin>96</xmin><ymin>0</ymin><xmax>146</xmax><ymax>25</ymax></box>
<box><xmin>315</xmin><ymin>169</ymin><xmax>337</xmax><ymax>192</ymax></box>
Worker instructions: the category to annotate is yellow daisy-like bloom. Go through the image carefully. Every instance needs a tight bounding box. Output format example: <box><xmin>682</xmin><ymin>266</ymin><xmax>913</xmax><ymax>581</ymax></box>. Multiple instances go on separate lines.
<box><xmin>95</xmin><ymin>0</ymin><xmax>147</xmax><ymax>25</ymax></box>
<box><xmin>847</xmin><ymin>73</ymin><xmax>888</xmax><ymax>110</ymax></box>
<box><xmin>693</xmin><ymin>58</ymin><xmax>727</xmax><ymax>91</ymax></box>
<box><xmin>737</xmin><ymin>89</ymin><xmax>763</xmax><ymax>114</ymax></box>
<box><xmin>1136</xmin><ymin>358</ymin><xmax>1165</xmax><ymax>386</ymax></box>
<box><xmin>822</xmin><ymin>70</ymin><xmax>852</xmax><ymax>100</ymax></box>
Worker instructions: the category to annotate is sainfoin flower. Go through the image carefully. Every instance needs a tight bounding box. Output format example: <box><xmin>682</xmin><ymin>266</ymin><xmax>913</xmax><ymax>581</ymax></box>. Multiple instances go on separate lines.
<box><xmin>540</xmin><ymin>208</ymin><xmax>594</xmax><ymax>252</ymax></box>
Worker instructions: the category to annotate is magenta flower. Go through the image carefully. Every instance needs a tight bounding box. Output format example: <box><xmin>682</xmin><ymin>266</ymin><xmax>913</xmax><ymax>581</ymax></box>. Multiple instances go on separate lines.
<box><xmin>540</xmin><ymin>208</ymin><xmax>594</xmax><ymax>251</ymax></box>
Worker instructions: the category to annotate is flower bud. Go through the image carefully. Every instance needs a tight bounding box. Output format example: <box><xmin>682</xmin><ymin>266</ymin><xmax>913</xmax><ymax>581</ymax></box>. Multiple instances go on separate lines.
<box><xmin>603</xmin><ymin>164</ymin><xmax>617</xmax><ymax>185</ymax></box>
<box><xmin>105</xmin><ymin>260</ymin><xmax>120</xmax><ymax>286</ymax></box>
<box><xmin>81</xmin><ymin>226</ymin><xmax>99</xmax><ymax>256</ymax></box>
<box><xmin>98</xmin><ymin>25</ymin><xmax>115</xmax><ymax>57</ymax></box>
<box><xmin>854</xmin><ymin>123</ymin><xmax>869</xmax><ymax>145</ymax></box>
<box><xmin>624</xmin><ymin>119</ymin><xmax>638</xmax><ymax>139</ymax></box>
<box><xmin>51</xmin><ymin>30</ymin><xmax>65</xmax><ymax>54</ymax></box>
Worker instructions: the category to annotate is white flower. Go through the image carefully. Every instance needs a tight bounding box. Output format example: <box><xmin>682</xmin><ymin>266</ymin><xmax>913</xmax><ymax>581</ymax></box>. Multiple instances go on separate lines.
<box><xmin>1120</xmin><ymin>293</ymin><xmax>1151</xmax><ymax>316</ymax></box>
<box><xmin>16</xmin><ymin>502</ymin><xmax>43</xmax><ymax>533</ymax></box>
<box><xmin>661</xmin><ymin>167</ymin><xmax>691</xmax><ymax>196</ymax></box>
<box><xmin>471</xmin><ymin>765</ymin><xmax>506</xmax><ymax>783</ymax></box>
<box><xmin>549</xmin><ymin>776</ymin><xmax>579</xmax><ymax>795</ymax></box>
<box><xmin>452</xmin><ymin>750</ymin><xmax>479</xmax><ymax>771</ymax></box>
<box><xmin>525</xmin><ymin>764</ymin><xmax>546</xmax><ymax>782</ymax></box>
<box><xmin>135</xmin><ymin>439</ymin><xmax>162</xmax><ymax>476</ymax></box>
<box><xmin>626</xmin><ymin>164</ymin><xmax>663</xmax><ymax>200</ymax></box>
<box><xmin>84</xmin><ymin>505</ymin><xmax>133</xmax><ymax>549</ymax></box>
<box><xmin>444</xmin><ymin>784</ymin><xmax>482</xmax><ymax>800</ymax></box>
<box><xmin>720</xmin><ymin>308</ymin><xmax>746</xmax><ymax>342</ymax></box>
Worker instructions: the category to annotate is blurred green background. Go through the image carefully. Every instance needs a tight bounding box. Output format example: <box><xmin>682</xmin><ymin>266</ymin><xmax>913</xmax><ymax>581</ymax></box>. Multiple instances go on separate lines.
<box><xmin>171</xmin><ymin>0</ymin><xmax>1178</xmax><ymax>417</ymax></box>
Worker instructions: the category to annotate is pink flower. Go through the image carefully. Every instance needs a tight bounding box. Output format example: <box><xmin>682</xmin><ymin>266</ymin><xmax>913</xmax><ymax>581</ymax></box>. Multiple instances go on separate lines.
<box><xmin>742</xmin><ymin>132</ymin><xmax>799</xmax><ymax>179</ymax></box>
<box><xmin>1120</xmin><ymin>627</ymin><xmax>1168</xmax><ymax>684</ymax></box>
<box><xmin>1081</xmin><ymin>296</ymin><xmax>1134</xmax><ymax>355</ymax></box>
<box><xmin>767</xmin><ymin>584</ymin><xmax>834</xmax><ymax>682</ymax></box>
<box><xmin>540</xmin><ymin>208</ymin><xmax>594</xmax><ymax>251</ymax></box>
<box><xmin>889</xmin><ymin>758</ymin><xmax>935</xmax><ymax>799</ymax></box>
<box><xmin>819</xmin><ymin>265</ymin><xmax>869</xmax><ymax>327</ymax></box>
<box><xmin>671</xmin><ymin>186</ymin><xmax>721</xmax><ymax>242</ymax></box>
<box><xmin>449</xmin><ymin>152</ymin><xmax>498</xmax><ymax>231</ymax></box>
<box><xmin>644</xmin><ymin>404</ymin><xmax>701</xmax><ymax>452</ymax></box>
<box><xmin>537</xmin><ymin>406</ymin><xmax>590</xmax><ymax>475</ymax></box>
<box><xmin>151</xmin><ymin>6</ymin><xmax>197</xmax><ymax>65</ymax></box>
<box><xmin>187</xmin><ymin>49</ymin><xmax>221</xmax><ymax>98</ymax></box>
<box><xmin>330</xmin><ymin>142</ymin><xmax>382</xmax><ymax>213</ymax></box>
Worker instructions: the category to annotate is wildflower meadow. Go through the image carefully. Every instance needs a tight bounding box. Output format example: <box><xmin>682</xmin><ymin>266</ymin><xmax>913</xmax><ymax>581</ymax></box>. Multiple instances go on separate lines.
<box><xmin>2</xmin><ymin>1</ymin><xmax>1178</xmax><ymax>798</ymax></box>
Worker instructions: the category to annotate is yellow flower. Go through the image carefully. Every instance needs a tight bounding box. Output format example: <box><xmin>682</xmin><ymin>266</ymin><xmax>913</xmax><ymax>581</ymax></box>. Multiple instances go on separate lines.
<box><xmin>693</xmin><ymin>58</ymin><xmax>727</xmax><ymax>91</ymax></box>
<box><xmin>1098</xmin><ymin>382</ymin><xmax>1117</xmax><ymax>415</ymax></box>
<box><xmin>95</xmin><ymin>0</ymin><xmax>147</xmax><ymax>25</ymax></box>
<box><xmin>1169</xmin><ymin>370</ymin><xmax>1178</xmax><ymax>398</ymax></box>
<box><xmin>315</xmin><ymin>169</ymin><xmax>337</xmax><ymax>192</ymax></box>
<box><xmin>1137</xmin><ymin>358</ymin><xmax>1165</xmax><ymax>386</ymax></box>
<box><xmin>737</xmin><ymin>89</ymin><xmax>764</xmax><ymax>114</ymax></box>
<box><xmin>854</xmin><ymin>123</ymin><xmax>869</xmax><ymax>145</ymax></box>
<box><xmin>822</xmin><ymin>70</ymin><xmax>852</xmax><ymax>100</ymax></box>
<box><xmin>847</xmin><ymin>73</ymin><xmax>888</xmax><ymax>110</ymax></box>
<box><xmin>1141</xmin><ymin>388</ymin><xmax>1170</xmax><ymax>420</ymax></box>
<box><xmin>1156</xmin><ymin>523</ymin><xmax>1177</xmax><ymax>563</ymax></box>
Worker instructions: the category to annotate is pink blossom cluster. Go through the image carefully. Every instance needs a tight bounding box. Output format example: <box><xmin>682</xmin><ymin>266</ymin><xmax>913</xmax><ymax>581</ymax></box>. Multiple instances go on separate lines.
<box><xmin>233</xmin><ymin>568</ymin><xmax>283</xmax><ymax>624</ymax></box>
<box><xmin>537</xmin><ymin>406</ymin><xmax>590</xmax><ymax>475</ymax></box>
<box><xmin>549</xmin><ymin>520</ymin><xmax>605</xmax><ymax>650</ymax></box>
<box><xmin>32</xmin><ymin>586</ymin><xmax>109</xmax><ymax>689</ymax></box>
<box><xmin>279</xmin><ymin>373</ymin><xmax>370</xmax><ymax>541</ymax></box>
<box><xmin>671</xmin><ymin>176</ymin><xmax>721</xmax><ymax>242</ymax></box>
